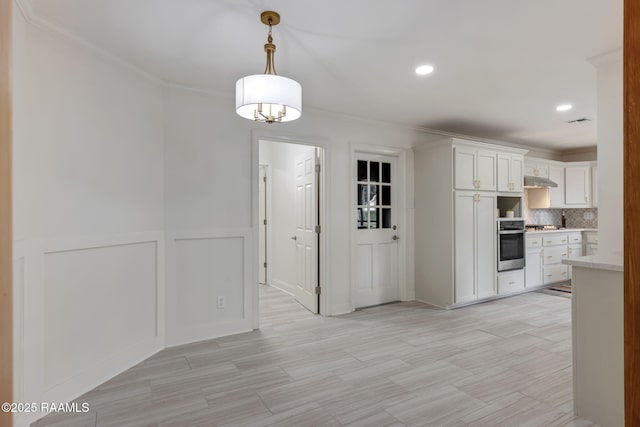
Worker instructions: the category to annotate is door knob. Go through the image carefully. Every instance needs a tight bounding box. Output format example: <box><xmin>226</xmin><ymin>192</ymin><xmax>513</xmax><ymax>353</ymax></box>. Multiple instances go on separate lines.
<box><xmin>392</xmin><ymin>235</ymin><xmax>399</xmax><ymax>241</ymax></box>
<box><xmin>291</xmin><ymin>236</ymin><xmax>297</xmax><ymax>240</ymax></box>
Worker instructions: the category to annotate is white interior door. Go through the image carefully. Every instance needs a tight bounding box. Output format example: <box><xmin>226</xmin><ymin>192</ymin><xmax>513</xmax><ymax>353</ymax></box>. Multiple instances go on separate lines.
<box><xmin>354</xmin><ymin>153</ymin><xmax>399</xmax><ymax>308</ymax></box>
<box><xmin>294</xmin><ymin>148</ymin><xmax>319</xmax><ymax>313</ymax></box>
<box><xmin>258</xmin><ymin>165</ymin><xmax>267</xmax><ymax>284</ymax></box>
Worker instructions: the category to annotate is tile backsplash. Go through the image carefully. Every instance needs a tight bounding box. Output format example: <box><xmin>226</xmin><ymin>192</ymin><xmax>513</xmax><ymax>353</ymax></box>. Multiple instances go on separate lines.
<box><xmin>525</xmin><ymin>208</ymin><xmax>598</xmax><ymax>228</ymax></box>
<box><xmin>523</xmin><ymin>191</ymin><xmax>598</xmax><ymax>228</ymax></box>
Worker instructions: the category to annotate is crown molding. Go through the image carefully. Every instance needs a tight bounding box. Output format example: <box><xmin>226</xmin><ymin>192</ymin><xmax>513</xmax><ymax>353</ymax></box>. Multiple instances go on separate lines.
<box><xmin>14</xmin><ymin>0</ymin><xmax>163</xmax><ymax>85</ymax></box>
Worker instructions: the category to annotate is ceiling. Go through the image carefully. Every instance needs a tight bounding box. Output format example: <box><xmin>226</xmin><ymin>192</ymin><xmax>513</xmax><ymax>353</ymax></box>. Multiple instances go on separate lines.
<box><xmin>22</xmin><ymin>0</ymin><xmax>622</xmax><ymax>151</ymax></box>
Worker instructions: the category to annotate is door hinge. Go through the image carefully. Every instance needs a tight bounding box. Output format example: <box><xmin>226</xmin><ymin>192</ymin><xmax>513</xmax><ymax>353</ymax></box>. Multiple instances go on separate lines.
<box><xmin>315</xmin><ymin>224</ymin><xmax>321</xmax><ymax>233</ymax></box>
<box><xmin>315</xmin><ymin>164</ymin><xmax>321</xmax><ymax>173</ymax></box>
<box><xmin>263</xmin><ymin>219</ymin><xmax>267</xmax><ymax>225</ymax></box>
<box><xmin>263</xmin><ymin>262</ymin><xmax>267</xmax><ymax>268</ymax></box>
<box><xmin>315</xmin><ymin>286</ymin><xmax>321</xmax><ymax>295</ymax></box>
<box><xmin>263</xmin><ymin>176</ymin><xmax>267</xmax><ymax>183</ymax></box>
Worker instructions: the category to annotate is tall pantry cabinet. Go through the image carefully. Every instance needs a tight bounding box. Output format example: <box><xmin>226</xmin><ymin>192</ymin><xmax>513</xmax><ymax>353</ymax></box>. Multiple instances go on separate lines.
<box><xmin>415</xmin><ymin>138</ymin><xmax>527</xmax><ymax>308</ymax></box>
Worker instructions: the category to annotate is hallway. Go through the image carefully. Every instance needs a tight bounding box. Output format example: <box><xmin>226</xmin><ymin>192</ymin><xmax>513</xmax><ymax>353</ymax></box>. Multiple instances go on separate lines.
<box><xmin>35</xmin><ymin>286</ymin><xmax>593</xmax><ymax>426</ymax></box>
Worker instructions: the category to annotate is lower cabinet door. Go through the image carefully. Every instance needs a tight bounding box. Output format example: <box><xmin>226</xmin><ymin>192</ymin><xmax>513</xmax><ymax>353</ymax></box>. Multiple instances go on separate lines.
<box><xmin>525</xmin><ymin>248</ymin><xmax>543</xmax><ymax>287</ymax></box>
<box><xmin>498</xmin><ymin>269</ymin><xmax>525</xmax><ymax>295</ymax></box>
<box><xmin>454</xmin><ymin>193</ymin><xmax>477</xmax><ymax>303</ymax></box>
<box><xmin>543</xmin><ymin>265</ymin><xmax>569</xmax><ymax>284</ymax></box>
<box><xmin>476</xmin><ymin>194</ymin><xmax>497</xmax><ymax>299</ymax></box>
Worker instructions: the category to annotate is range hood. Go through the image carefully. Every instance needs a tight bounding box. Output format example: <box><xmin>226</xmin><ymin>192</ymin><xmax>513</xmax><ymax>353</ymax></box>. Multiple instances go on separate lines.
<box><xmin>523</xmin><ymin>175</ymin><xmax>558</xmax><ymax>188</ymax></box>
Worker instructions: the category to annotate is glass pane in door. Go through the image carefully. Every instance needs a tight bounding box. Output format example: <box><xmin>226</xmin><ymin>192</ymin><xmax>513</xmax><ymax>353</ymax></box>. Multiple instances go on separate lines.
<box><xmin>382</xmin><ymin>208</ymin><xmax>391</xmax><ymax>228</ymax></box>
<box><xmin>357</xmin><ymin>160</ymin><xmax>368</xmax><ymax>181</ymax></box>
<box><xmin>357</xmin><ymin>208</ymin><xmax>368</xmax><ymax>229</ymax></box>
<box><xmin>382</xmin><ymin>162</ymin><xmax>391</xmax><ymax>183</ymax></box>
<box><xmin>357</xmin><ymin>184</ymin><xmax>368</xmax><ymax>205</ymax></box>
<box><xmin>356</xmin><ymin>159</ymin><xmax>392</xmax><ymax>231</ymax></box>
<box><xmin>370</xmin><ymin>162</ymin><xmax>380</xmax><ymax>182</ymax></box>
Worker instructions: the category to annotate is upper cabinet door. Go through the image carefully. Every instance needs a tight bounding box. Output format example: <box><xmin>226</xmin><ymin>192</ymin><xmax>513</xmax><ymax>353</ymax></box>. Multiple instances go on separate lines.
<box><xmin>548</xmin><ymin>166</ymin><xmax>565</xmax><ymax>208</ymax></box>
<box><xmin>592</xmin><ymin>165</ymin><xmax>598</xmax><ymax>207</ymax></box>
<box><xmin>565</xmin><ymin>166</ymin><xmax>591</xmax><ymax>206</ymax></box>
<box><xmin>476</xmin><ymin>150</ymin><xmax>496</xmax><ymax>191</ymax></box>
<box><xmin>454</xmin><ymin>148</ymin><xmax>477</xmax><ymax>190</ymax></box>
<box><xmin>497</xmin><ymin>154</ymin><xmax>511</xmax><ymax>192</ymax></box>
<box><xmin>497</xmin><ymin>154</ymin><xmax>523</xmax><ymax>193</ymax></box>
<box><xmin>511</xmin><ymin>155</ymin><xmax>524</xmax><ymax>192</ymax></box>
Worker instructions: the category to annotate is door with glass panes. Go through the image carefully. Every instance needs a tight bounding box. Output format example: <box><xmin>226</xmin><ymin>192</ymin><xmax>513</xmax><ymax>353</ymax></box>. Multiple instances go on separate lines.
<box><xmin>354</xmin><ymin>153</ymin><xmax>399</xmax><ymax>308</ymax></box>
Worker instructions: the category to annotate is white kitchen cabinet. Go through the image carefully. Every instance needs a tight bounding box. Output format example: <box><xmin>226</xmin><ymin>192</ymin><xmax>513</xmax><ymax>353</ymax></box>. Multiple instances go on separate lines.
<box><xmin>498</xmin><ymin>269</ymin><xmax>525</xmax><ymax>295</ymax></box>
<box><xmin>548</xmin><ymin>166</ymin><xmax>565</xmax><ymax>208</ymax></box>
<box><xmin>454</xmin><ymin>147</ymin><xmax>496</xmax><ymax>191</ymax></box>
<box><xmin>567</xmin><ymin>232</ymin><xmax>583</xmax><ymax>280</ymax></box>
<box><xmin>565</xmin><ymin>165</ymin><xmax>592</xmax><ymax>207</ymax></box>
<box><xmin>454</xmin><ymin>191</ymin><xmax>496</xmax><ymax>303</ymax></box>
<box><xmin>525</xmin><ymin>158</ymin><xmax>597</xmax><ymax>209</ymax></box>
<box><xmin>592</xmin><ymin>165</ymin><xmax>598</xmax><ymax>207</ymax></box>
<box><xmin>497</xmin><ymin>154</ymin><xmax>524</xmax><ymax>193</ymax></box>
<box><xmin>584</xmin><ymin>231</ymin><xmax>598</xmax><ymax>255</ymax></box>
<box><xmin>544</xmin><ymin>264</ymin><xmax>569</xmax><ymax>284</ymax></box>
<box><xmin>541</xmin><ymin>232</ymin><xmax>569</xmax><ymax>285</ymax></box>
<box><xmin>414</xmin><ymin>138</ymin><xmax>527</xmax><ymax>308</ymax></box>
<box><xmin>524</xmin><ymin>161</ymin><xmax>549</xmax><ymax>178</ymax></box>
<box><xmin>525</xmin><ymin>236</ymin><xmax>543</xmax><ymax>288</ymax></box>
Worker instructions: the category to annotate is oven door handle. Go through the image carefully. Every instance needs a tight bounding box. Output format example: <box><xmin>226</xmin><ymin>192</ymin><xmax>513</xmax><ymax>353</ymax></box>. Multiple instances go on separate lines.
<box><xmin>498</xmin><ymin>230</ymin><xmax>525</xmax><ymax>235</ymax></box>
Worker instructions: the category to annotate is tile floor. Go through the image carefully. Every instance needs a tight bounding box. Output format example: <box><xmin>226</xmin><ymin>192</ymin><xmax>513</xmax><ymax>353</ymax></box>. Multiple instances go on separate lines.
<box><xmin>35</xmin><ymin>285</ymin><xmax>597</xmax><ymax>427</ymax></box>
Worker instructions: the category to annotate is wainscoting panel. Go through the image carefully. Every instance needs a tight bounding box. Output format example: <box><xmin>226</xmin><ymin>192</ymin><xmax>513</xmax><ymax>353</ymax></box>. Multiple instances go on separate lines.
<box><xmin>13</xmin><ymin>233</ymin><xmax>164</xmax><ymax>427</ymax></box>
<box><xmin>166</xmin><ymin>229</ymin><xmax>253</xmax><ymax>347</ymax></box>
<box><xmin>43</xmin><ymin>241</ymin><xmax>158</xmax><ymax>390</ymax></box>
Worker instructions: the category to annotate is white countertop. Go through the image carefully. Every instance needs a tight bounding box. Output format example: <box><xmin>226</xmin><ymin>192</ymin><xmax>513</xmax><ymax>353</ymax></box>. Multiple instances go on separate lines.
<box><xmin>525</xmin><ymin>228</ymin><xmax>587</xmax><ymax>235</ymax></box>
<box><xmin>563</xmin><ymin>254</ymin><xmax>623</xmax><ymax>272</ymax></box>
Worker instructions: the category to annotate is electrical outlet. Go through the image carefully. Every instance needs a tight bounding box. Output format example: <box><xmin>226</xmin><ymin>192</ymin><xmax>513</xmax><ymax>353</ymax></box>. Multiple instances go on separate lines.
<box><xmin>217</xmin><ymin>296</ymin><xmax>226</xmax><ymax>309</ymax></box>
<box><xmin>584</xmin><ymin>211</ymin><xmax>594</xmax><ymax>220</ymax></box>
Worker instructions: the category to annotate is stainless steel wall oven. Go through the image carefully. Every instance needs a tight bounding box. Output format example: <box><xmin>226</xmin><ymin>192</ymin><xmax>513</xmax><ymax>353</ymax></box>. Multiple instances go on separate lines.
<box><xmin>497</xmin><ymin>220</ymin><xmax>525</xmax><ymax>272</ymax></box>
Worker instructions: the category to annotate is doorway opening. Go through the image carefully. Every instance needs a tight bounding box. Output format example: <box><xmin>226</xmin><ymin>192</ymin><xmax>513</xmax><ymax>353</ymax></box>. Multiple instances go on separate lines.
<box><xmin>258</xmin><ymin>139</ymin><xmax>324</xmax><ymax>319</ymax></box>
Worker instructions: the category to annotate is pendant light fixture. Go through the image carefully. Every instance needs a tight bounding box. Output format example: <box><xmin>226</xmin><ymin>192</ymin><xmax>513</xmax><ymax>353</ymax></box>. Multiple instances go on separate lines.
<box><xmin>235</xmin><ymin>11</ymin><xmax>302</xmax><ymax>123</ymax></box>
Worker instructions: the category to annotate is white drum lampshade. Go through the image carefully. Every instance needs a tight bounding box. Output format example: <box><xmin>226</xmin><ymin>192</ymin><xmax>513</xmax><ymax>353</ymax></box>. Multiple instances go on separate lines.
<box><xmin>235</xmin><ymin>11</ymin><xmax>302</xmax><ymax>124</ymax></box>
<box><xmin>236</xmin><ymin>74</ymin><xmax>302</xmax><ymax>122</ymax></box>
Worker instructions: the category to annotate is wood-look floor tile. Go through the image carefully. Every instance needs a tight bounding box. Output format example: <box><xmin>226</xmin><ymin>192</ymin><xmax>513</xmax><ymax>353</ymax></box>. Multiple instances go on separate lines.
<box><xmin>34</xmin><ymin>411</ymin><xmax>96</xmax><ymax>427</ymax></box>
<box><xmin>157</xmin><ymin>389</ymin><xmax>271</xmax><ymax>427</ymax></box>
<box><xmin>95</xmin><ymin>390</ymin><xmax>208</xmax><ymax>427</ymax></box>
<box><xmin>243</xmin><ymin>402</ymin><xmax>341</xmax><ymax>427</ymax></box>
<box><xmin>35</xmin><ymin>285</ymin><xmax>598</xmax><ymax>427</ymax></box>
<box><xmin>384</xmin><ymin>385</ymin><xmax>486</xmax><ymax>426</ymax></box>
<box><xmin>342</xmin><ymin>411</ymin><xmax>404</xmax><ymax>427</ymax></box>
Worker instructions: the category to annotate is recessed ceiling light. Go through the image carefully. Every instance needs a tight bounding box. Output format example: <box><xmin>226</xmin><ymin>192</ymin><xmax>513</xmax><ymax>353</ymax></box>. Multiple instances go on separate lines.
<box><xmin>415</xmin><ymin>65</ymin><xmax>434</xmax><ymax>75</ymax></box>
<box><xmin>556</xmin><ymin>104</ymin><xmax>573</xmax><ymax>112</ymax></box>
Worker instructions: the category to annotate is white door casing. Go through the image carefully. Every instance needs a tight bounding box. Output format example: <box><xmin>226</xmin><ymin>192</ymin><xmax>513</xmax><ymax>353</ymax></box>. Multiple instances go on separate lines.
<box><xmin>293</xmin><ymin>148</ymin><xmax>319</xmax><ymax>313</ymax></box>
<box><xmin>258</xmin><ymin>165</ymin><xmax>268</xmax><ymax>284</ymax></box>
<box><xmin>353</xmin><ymin>152</ymin><xmax>400</xmax><ymax>308</ymax></box>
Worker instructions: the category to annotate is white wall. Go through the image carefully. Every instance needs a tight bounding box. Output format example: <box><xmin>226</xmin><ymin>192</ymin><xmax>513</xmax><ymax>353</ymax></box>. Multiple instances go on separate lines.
<box><xmin>163</xmin><ymin>87</ymin><xmax>422</xmax><ymax>324</ymax></box>
<box><xmin>12</xmin><ymin>8</ymin><xmax>165</xmax><ymax>427</ymax></box>
<box><xmin>259</xmin><ymin>140</ymin><xmax>316</xmax><ymax>295</ymax></box>
<box><xmin>591</xmin><ymin>51</ymin><xmax>623</xmax><ymax>255</ymax></box>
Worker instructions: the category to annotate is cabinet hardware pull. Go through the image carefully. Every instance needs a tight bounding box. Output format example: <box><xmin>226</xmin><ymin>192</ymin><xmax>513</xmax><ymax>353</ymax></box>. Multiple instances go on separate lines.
<box><xmin>508</xmin><ymin>281</ymin><xmax>515</xmax><ymax>285</ymax></box>
<box><xmin>546</xmin><ymin>256</ymin><xmax>553</xmax><ymax>258</ymax></box>
<box><xmin>547</xmin><ymin>274</ymin><xmax>553</xmax><ymax>277</ymax></box>
<box><xmin>562</xmin><ymin>272</ymin><xmax>567</xmax><ymax>275</ymax></box>
<box><xmin>562</xmin><ymin>254</ymin><xmax>567</xmax><ymax>257</ymax></box>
